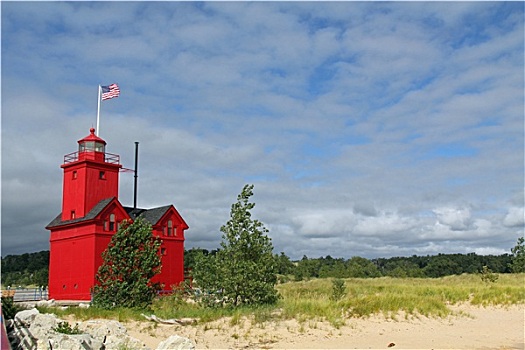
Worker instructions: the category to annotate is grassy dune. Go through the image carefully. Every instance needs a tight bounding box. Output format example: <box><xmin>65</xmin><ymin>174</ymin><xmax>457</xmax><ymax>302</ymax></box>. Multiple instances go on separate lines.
<box><xmin>276</xmin><ymin>274</ymin><xmax>524</xmax><ymax>325</ymax></box>
<box><xmin>38</xmin><ymin>274</ymin><xmax>525</xmax><ymax>326</ymax></box>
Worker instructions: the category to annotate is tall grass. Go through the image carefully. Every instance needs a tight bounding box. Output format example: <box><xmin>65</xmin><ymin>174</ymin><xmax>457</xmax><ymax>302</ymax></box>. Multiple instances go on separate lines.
<box><xmin>36</xmin><ymin>305</ymin><xmax>145</xmax><ymax>322</ymax></box>
<box><xmin>37</xmin><ymin>274</ymin><xmax>525</xmax><ymax>327</ymax></box>
<box><xmin>276</xmin><ymin>274</ymin><xmax>525</xmax><ymax>325</ymax></box>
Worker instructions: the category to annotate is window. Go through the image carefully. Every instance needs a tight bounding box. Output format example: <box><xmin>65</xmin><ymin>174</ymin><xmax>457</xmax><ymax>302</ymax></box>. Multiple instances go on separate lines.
<box><xmin>104</xmin><ymin>220</ymin><xmax>108</xmax><ymax>231</ymax></box>
<box><xmin>161</xmin><ymin>248</ymin><xmax>167</xmax><ymax>255</ymax></box>
<box><xmin>109</xmin><ymin>214</ymin><xmax>115</xmax><ymax>231</ymax></box>
<box><xmin>99</xmin><ymin>171</ymin><xmax>106</xmax><ymax>179</ymax></box>
<box><xmin>79</xmin><ymin>141</ymin><xmax>95</xmax><ymax>152</ymax></box>
<box><xmin>71</xmin><ymin>211</ymin><xmax>76</xmax><ymax>219</ymax></box>
<box><xmin>167</xmin><ymin>220</ymin><xmax>173</xmax><ymax>236</ymax></box>
<box><xmin>72</xmin><ymin>171</ymin><xmax>77</xmax><ymax>179</ymax></box>
<box><xmin>95</xmin><ymin>142</ymin><xmax>105</xmax><ymax>153</ymax></box>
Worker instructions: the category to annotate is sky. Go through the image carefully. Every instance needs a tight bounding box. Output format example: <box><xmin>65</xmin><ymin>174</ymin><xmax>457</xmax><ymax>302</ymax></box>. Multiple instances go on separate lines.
<box><xmin>1</xmin><ymin>1</ymin><xmax>524</xmax><ymax>260</ymax></box>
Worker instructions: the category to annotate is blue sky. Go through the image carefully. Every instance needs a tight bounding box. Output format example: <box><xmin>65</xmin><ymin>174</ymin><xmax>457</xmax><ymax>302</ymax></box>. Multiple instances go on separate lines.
<box><xmin>1</xmin><ymin>2</ymin><xmax>523</xmax><ymax>259</ymax></box>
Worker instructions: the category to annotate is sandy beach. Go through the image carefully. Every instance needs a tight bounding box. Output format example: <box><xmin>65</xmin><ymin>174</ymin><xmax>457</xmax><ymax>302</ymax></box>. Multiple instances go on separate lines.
<box><xmin>118</xmin><ymin>304</ymin><xmax>524</xmax><ymax>349</ymax></box>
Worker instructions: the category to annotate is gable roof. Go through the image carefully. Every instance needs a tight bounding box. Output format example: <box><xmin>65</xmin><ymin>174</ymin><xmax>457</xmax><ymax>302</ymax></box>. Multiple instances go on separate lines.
<box><xmin>124</xmin><ymin>205</ymin><xmax>171</xmax><ymax>225</ymax></box>
<box><xmin>46</xmin><ymin>197</ymin><xmax>116</xmax><ymax>229</ymax></box>
<box><xmin>47</xmin><ymin>200</ymin><xmax>188</xmax><ymax>230</ymax></box>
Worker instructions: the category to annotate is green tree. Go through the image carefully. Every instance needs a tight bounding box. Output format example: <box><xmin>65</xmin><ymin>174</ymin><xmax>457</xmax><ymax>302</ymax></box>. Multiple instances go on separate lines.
<box><xmin>92</xmin><ymin>217</ymin><xmax>162</xmax><ymax>309</ymax></box>
<box><xmin>346</xmin><ymin>256</ymin><xmax>381</xmax><ymax>278</ymax></box>
<box><xmin>509</xmin><ymin>237</ymin><xmax>525</xmax><ymax>273</ymax></box>
<box><xmin>423</xmin><ymin>256</ymin><xmax>462</xmax><ymax>277</ymax></box>
<box><xmin>275</xmin><ymin>252</ymin><xmax>295</xmax><ymax>275</ymax></box>
<box><xmin>193</xmin><ymin>184</ymin><xmax>278</xmax><ymax>307</ymax></box>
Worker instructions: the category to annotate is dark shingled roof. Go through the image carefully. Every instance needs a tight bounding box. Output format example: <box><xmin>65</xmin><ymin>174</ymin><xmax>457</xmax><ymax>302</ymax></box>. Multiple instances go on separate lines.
<box><xmin>46</xmin><ymin>197</ymin><xmax>174</xmax><ymax>229</ymax></box>
<box><xmin>46</xmin><ymin>197</ymin><xmax>115</xmax><ymax>229</ymax></box>
<box><xmin>124</xmin><ymin>205</ymin><xmax>172</xmax><ymax>225</ymax></box>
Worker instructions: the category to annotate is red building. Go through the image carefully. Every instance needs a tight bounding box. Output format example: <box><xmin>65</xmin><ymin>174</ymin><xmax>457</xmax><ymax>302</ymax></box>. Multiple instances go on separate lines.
<box><xmin>46</xmin><ymin>128</ymin><xmax>188</xmax><ymax>301</ymax></box>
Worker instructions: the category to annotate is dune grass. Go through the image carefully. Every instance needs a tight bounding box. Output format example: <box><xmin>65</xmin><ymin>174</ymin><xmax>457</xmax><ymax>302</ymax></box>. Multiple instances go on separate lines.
<box><xmin>36</xmin><ymin>274</ymin><xmax>524</xmax><ymax>327</ymax></box>
<box><xmin>36</xmin><ymin>305</ymin><xmax>145</xmax><ymax>322</ymax></box>
<box><xmin>276</xmin><ymin>274</ymin><xmax>524</xmax><ymax>324</ymax></box>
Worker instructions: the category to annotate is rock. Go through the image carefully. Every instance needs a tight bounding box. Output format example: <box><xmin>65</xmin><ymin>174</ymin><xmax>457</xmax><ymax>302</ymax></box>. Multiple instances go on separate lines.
<box><xmin>36</xmin><ymin>299</ymin><xmax>56</xmax><ymax>307</ymax></box>
<box><xmin>78</xmin><ymin>303</ymin><xmax>90</xmax><ymax>309</ymax></box>
<box><xmin>79</xmin><ymin>319</ymin><xmax>128</xmax><ymax>338</ymax></box>
<box><xmin>10</xmin><ymin>309</ymin><xmax>149</xmax><ymax>350</ymax></box>
<box><xmin>29</xmin><ymin>313</ymin><xmax>60</xmax><ymax>339</ymax></box>
<box><xmin>156</xmin><ymin>335</ymin><xmax>195</xmax><ymax>350</ymax></box>
<box><xmin>14</xmin><ymin>308</ymin><xmax>40</xmax><ymax>326</ymax></box>
<box><xmin>79</xmin><ymin>319</ymin><xmax>145</xmax><ymax>349</ymax></box>
<box><xmin>19</xmin><ymin>302</ymin><xmax>37</xmax><ymax>309</ymax></box>
<box><xmin>47</xmin><ymin>333</ymin><xmax>103</xmax><ymax>350</ymax></box>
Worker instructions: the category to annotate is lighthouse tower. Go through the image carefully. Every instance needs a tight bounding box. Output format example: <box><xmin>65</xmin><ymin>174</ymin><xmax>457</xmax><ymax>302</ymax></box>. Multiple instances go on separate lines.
<box><xmin>47</xmin><ymin>128</ymin><xmax>188</xmax><ymax>301</ymax></box>
<box><xmin>60</xmin><ymin>128</ymin><xmax>122</xmax><ymax>221</ymax></box>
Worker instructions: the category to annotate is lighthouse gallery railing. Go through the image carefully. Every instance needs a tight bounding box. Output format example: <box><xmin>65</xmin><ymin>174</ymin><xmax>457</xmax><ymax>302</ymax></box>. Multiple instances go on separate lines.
<box><xmin>63</xmin><ymin>151</ymin><xmax>120</xmax><ymax>165</ymax></box>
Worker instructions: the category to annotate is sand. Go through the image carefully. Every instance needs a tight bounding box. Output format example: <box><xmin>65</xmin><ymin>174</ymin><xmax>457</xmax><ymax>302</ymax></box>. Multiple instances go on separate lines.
<box><xmin>119</xmin><ymin>304</ymin><xmax>524</xmax><ymax>349</ymax></box>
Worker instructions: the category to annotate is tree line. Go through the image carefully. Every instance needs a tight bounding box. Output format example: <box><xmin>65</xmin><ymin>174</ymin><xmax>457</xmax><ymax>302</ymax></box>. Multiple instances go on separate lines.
<box><xmin>185</xmin><ymin>249</ymin><xmax>517</xmax><ymax>281</ymax></box>
<box><xmin>1</xmin><ymin>250</ymin><xmax>49</xmax><ymax>287</ymax></box>
<box><xmin>1</xmin><ymin>244</ymin><xmax>521</xmax><ymax>288</ymax></box>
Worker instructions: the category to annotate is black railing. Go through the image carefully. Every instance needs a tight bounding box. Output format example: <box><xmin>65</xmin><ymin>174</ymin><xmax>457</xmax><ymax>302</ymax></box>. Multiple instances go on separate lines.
<box><xmin>63</xmin><ymin>151</ymin><xmax>120</xmax><ymax>164</ymax></box>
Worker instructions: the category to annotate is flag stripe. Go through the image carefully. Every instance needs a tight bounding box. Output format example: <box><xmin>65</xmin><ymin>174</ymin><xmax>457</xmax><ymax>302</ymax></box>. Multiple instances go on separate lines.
<box><xmin>101</xmin><ymin>83</ymin><xmax>120</xmax><ymax>100</ymax></box>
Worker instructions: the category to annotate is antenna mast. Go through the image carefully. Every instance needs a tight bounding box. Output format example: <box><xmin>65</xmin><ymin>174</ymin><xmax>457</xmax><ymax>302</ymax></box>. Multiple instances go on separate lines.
<box><xmin>133</xmin><ymin>142</ymin><xmax>139</xmax><ymax>209</ymax></box>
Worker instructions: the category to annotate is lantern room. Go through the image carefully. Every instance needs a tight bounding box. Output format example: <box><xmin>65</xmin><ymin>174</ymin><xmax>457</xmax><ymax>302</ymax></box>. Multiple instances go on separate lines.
<box><xmin>77</xmin><ymin>127</ymin><xmax>107</xmax><ymax>162</ymax></box>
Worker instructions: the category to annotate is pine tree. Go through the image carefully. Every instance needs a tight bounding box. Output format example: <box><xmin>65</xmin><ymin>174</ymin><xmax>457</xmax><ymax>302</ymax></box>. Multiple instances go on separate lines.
<box><xmin>194</xmin><ymin>184</ymin><xmax>278</xmax><ymax>307</ymax></box>
<box><xmin>92</xmin><ymin>217</ymin><xmax>162</xmax><ymax>309</ymax></box>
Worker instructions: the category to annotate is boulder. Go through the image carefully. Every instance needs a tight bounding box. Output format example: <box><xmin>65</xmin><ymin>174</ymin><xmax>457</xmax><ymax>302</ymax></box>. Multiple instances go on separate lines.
<box><xmin>10</xmin><ymin>308</ymin><xmax>196</xmax><ymax>350</ymax></box>
<box><xmin>78</xmin><ymin>319</ymin><xmax>145</xmax><ymax>349</ymax></box>
<box><xmin>156</xmin><ymin>335</ymin><xmax>195</xmax><ymax>350</ymax></box>
<box><xmin>36</xmin><ymin>299</ymin><xmax>56</xmax><ymax>308</ymax></box>
<box><xmin>14</xmin><ymin>308</ymin><xmax>40</xmax><ymax>326</ymax></box>
<box><xmin>47</xmin><ymin>333</ymin><xmax>103</xmax><ymax>350</ymax></box>
<box><xmin>29</xmin><ymin>313</ymin><xmax>60</xmax><ymax>339</ymax></box>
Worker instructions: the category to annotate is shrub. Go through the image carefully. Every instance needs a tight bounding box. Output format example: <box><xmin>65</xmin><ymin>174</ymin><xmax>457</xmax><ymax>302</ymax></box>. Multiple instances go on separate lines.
<box><xmin>53</xmin><ymin>321</ymin><xmax>82</xmax><ymax>335</ymax></box>
<box><xmin>330</xmin><ymin>278</ymin><xmax>346</xmax><ymax>301</ymax></box>
<box><xmin>480</xmin><ymin>266</ymin><xmax>499</xmax><ymax>284</ymax></box>
<box><xmin>1</xmin><ymin>296</ymin><xmax>25</xmax><ymax>320</ymax></box>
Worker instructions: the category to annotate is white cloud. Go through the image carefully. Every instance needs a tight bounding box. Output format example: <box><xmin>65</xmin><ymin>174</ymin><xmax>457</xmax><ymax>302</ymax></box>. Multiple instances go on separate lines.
<box><xmin>503</xmin><ymin>207</ymin><xmax>525</xmax><ymax>228</ymax></box>
<box><xmin>1</xmin><ymin>2</ymin><xmax>523</xmax><ymax>259</ymax></box>
<box><xmin>433</xmin><ymin>207</ymin><xmax>472</xmax><ymax>231</ymax></box>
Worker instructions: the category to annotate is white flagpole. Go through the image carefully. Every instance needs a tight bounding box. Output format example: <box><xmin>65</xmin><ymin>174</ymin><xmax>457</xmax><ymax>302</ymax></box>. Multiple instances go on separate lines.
<box><xmin>96</xmin><ymin>85</ymin><xmax>102</xmax><ymax>136</ymax></box>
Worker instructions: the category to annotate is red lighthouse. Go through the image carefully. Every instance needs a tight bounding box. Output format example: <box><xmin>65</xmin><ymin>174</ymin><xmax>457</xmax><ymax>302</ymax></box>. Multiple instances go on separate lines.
<box><xmin>47</xmin><ymin>128</ymin><xmax>188</xmax><ymax>301</ymax></box>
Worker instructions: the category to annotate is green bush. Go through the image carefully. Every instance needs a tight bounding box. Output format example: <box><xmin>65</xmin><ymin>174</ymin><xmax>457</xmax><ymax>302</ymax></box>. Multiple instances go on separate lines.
<box><xmin>480</xmin><ymin>265</ymin><xmax>499</xmax><ymax>284</ymax></box>
<box><xmin>1</xmin><ymin>296</ymin><xmax>25</xmax><ymax>320</ymax></box>
<box><xmin>330</xmin><ymin>278</ymin><xmax>346</xmax><ymax>301</ymax></box>
<box><xmin>53</xmin><ymin>321</ymin><xmax>82</xmax><ymax>335</ymax></box>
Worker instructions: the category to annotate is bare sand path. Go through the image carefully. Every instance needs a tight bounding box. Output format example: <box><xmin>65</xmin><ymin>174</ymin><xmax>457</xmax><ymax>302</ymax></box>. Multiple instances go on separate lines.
<box><xmin>122</xmin><ymin>305</ymin><xmax>524</xmax><ymax>349</ymax></box>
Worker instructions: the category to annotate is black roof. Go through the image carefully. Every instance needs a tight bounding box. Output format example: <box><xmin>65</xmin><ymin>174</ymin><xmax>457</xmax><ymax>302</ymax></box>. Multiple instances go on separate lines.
<box><xmin>46</xmin><ymin>197</ymin><xmax>114</xmax><ymax>229</ymax></box>
<box><xmin>124</xmin><ymin>205</ymin><xmax>172</xmax><ymax>225</ymax></box>
<box><xmin>46</xmin><ymin>197</ymin><xmax>173</xmax><ymax>229</ymax></box>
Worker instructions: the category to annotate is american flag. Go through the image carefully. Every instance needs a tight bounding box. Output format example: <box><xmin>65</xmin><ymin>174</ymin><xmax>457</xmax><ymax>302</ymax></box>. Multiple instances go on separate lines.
<box><xmin>101</xmin><ymin>83</ymin><xmax>120</xmax><ymax>100</ymax></box>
